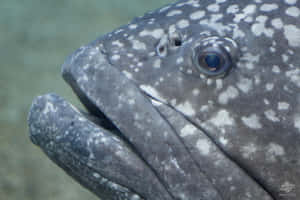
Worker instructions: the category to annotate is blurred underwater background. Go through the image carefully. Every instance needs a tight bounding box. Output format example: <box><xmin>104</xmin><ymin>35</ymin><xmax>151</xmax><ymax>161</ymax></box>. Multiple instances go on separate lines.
<box><xmin>0</xmin><ymin>0</ymin><xmax>172</xmax><ymax>199</ymax></box>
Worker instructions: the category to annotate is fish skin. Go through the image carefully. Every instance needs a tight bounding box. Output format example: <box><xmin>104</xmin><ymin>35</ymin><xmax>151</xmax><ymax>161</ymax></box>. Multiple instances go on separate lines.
<box><xmin>28</xmin><ymin>0</ymin><xmax>300</xmax><ymax>200</ymax></box>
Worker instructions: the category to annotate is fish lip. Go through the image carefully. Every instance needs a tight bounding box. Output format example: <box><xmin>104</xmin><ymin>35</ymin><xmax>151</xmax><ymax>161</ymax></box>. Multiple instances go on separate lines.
<box><xmin>60</xmin><ymin>44</ymin><xmax>117</xmax><ymax>130</ymax></box>
<box><xmin>60</xmin><ymin>43</ymin><xmax>159</xmax><ymax>137</ymax></box>
<box><xmin>27</xmin><ymin>94</ymin><xmax>163</xmax><ymax>200</ymax></box>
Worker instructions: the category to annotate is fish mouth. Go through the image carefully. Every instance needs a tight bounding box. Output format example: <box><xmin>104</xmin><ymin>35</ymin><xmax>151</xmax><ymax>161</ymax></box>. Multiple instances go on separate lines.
<box><xmin>28</xmin><ymin>43</ymin><xmax>222</xmax><ymax>200</ymax></box>
<box><xmin>60</xmin><ymin>44</ymin><xmax>169</xmax><ymax>147</ymax></box>
<box><xmin>27</xmin><ymin>44</ymin><xmax>177</xmax><ymax>199</ymax></box>
<box><xmin>58</xmin><ymin>44</ymin><xmax>225</xmax><ymax>199</ymax></box>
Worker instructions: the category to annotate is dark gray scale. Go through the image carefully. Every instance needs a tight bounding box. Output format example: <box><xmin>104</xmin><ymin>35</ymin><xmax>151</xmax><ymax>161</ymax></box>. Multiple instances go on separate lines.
<box><xmin>28</xmin><ymin>0</ymin><xmax>300</xmax><ymax>200</ymax></box>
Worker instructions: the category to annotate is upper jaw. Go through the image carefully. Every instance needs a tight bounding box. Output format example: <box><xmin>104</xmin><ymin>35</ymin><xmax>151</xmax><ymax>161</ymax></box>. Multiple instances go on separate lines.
<box><xmin>60</xmin><ymin>43</ymin><xmax>158</xmax><ymax>132</ymax></box>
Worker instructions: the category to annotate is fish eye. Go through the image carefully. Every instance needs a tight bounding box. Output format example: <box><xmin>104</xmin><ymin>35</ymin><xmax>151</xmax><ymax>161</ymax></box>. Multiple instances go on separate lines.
<box><xmin>193</xmin><ymin>45</ymin><xmax>232</xmax><ymax>77</ymax></box>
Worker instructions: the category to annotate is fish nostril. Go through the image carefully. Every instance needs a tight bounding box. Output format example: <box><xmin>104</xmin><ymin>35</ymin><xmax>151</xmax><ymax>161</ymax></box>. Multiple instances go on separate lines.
<box><xmin>159</xmin><ymin>46</ymin><xmax>165</xmax><ymax>53</ymax></box>
<box><xmin>174</xmin><ymin>38</ymin><xmax>182</xmax><ymax>47</ymax></box>
<box><xmin>156</xmin><ymin>43</ymin><xmax>168</xmax><ymax>57</ymax></box>
<box><xmin>156</xmin><ymin>35</ymin><xmax>169</xmax><ymax>57</ymax></box>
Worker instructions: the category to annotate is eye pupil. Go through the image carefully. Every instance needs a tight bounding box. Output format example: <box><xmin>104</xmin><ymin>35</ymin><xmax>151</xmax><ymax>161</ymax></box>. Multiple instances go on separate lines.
<box><xmin>204</xmin><ymin>53</ymin><xmax>221</xmax><ymax>70</ymax></box>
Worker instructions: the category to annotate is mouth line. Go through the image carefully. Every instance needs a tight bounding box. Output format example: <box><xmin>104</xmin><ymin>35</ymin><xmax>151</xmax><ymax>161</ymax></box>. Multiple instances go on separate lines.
<box><xmin>79</xmin><ymin>99</ymin><xmax>120</xmax><ymax>133</ymax></box>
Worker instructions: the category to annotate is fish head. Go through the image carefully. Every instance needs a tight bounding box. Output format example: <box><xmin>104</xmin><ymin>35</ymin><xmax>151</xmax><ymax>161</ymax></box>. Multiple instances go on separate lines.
<box><xmin>29</xmin><ymin>0</ymin><xmax>300</xmax><ymax>199</ymax></box>
<box><xmin>83</xmin><ymin>1</ymin><xmax>300</xmax><ymax>138</ymax></box>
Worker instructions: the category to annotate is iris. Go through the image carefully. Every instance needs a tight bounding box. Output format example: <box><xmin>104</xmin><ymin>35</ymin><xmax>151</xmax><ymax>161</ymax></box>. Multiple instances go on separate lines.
<box><xmin>204</xmin><ymin>53</ymin><xmax>221</xmax><ymax>71</ymax></box>
<box><xmin>194</xmin><ymin>45</ymin><xmax>232</xmax><ymax>77</ymax></box>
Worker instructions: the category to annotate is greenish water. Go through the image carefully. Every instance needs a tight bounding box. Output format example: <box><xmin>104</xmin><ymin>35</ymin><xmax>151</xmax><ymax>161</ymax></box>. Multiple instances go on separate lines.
<box><xmin>0</xmin><ymin>0</ymin><xmax>172</xmax><ymax>199</ymax></box>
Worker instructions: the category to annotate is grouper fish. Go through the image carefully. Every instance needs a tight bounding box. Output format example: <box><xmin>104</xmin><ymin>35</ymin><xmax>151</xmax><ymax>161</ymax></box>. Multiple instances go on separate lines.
<box><xmin>28</xmin><ymin>0</ymin><xmax>300</xmax><ymax>199</ymax></box>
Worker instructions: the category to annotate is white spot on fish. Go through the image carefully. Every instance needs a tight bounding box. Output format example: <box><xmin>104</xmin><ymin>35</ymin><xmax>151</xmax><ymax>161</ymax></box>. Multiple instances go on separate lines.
<box><xmin>159</xmin><ymin>5</ymin><xmax>171</xmax><ymax>13</ymax></box>
<box><xmin>192</xmin><ymin>88</ymin><xmax>200</xmax><ymax>96</ymax></box>
<box><xmin>209</xmin><ymin>110</ymin><xmax>235</xmax><ymax>127</ymax></box>
<box><xmin>114</xmin><ymin>29</ymin><xmax>124</xmax><ymax>34</ymax></box>
<box><xmin>168</xmin><ymin>25</ymin><xmax>177</xmax><ymax>34</ymax></box>
<box><xmin>177</xmin><ymin>19</ymin><xmax>190</xmax><ymax>29</ymax></box>
<box><xmin>278</xmin><ymin>102</ymin><xmax>290</xmax><ymax>110</ymax></box>
<box><xmin>285</xmin><ymin>0</ymin><xmax>298</xmax><ymax>5</ymax></box>
<box><xmin>112</xmin><ymin>40</ymin><xmax>124</xmax><ymax>47</ymax></box>
<box><xmin>233</xmin><ymin>4</ymin><xmax>256</xmax><ymax>23</ymax></box>
<box><xmin>190</xmin><ymin>10</ymin><xmax>205</xmax><ymax>20</ymax></box>
<box><xmin>216</xmin><ymin>79</ymin><xmax>223</xmax><ymax>90</ymax></box>
<box><xmin>129</xmin><ymin>24</ymin><xmax>138</xmax><ymax>29</ymax></box>
<box><xmin>260</xmin><ymin>4</ymin><xmax>279</xmax><ymax>12</ymax></box>
<box><xmin>170</xmin><ymin>157</ymin><xmax>181</xmax><ymax>171</ymax></box>
<box><xmin>43</xmin><ymin>102</ymin><xmax>57</xmax><ymax>114</ymax></box>
<box><xmin>219</xmin><ymin>137</ymin><xmax>228</xmax><ymax>145</ymax></box>
<box><xmin>282</xmin><ymin>54</ymin><xmax>289</xmax><ymax>62</ymax></box>
<box><xmin>132</xmin><ymin>40</ymin><xmax>146</xmax><ymax>50</ymax></box>
<box><xmin>153</xmin><ymin>59</ymin><xmax>161</xmax><ymax>69</ymax></box>
<box><xmin>111</xmin><ymin>54</ymin><xmax>120</xmax><ymax>61</ymax></box>
<box><xmin>266</xmin><ymin>143</ymin><xmax>285</xmax><ymax>162</ymax></box>
<box><xmin>264</xmin><ymin>98</ymin><xmax>270</xmax><ymax>105</ymax></box>
<box><xmin>180</xmin><ymin>124</ymin><xmax>197</xmax><ymax>137</ymax></box>
<box><xmin>176</xmin><ymin>57</ymin><xmax>184</xmax><ymax>64</ymax></box>
<box><xmin>211</xmin><ymin>14</ymin><xmax>223</xmax><ymax>23</ymax></box>
<box><xmin>271</xmin><ymin>18</ymin><xmax>283</xmax><ymax>29</ymax></box>
<box><xmin>237</xmin><ymin>77</ymin><xmax>253</xmax><ymax>93</ymax></box>
<box><xmin>242</xmin><ymin>143</ymin><xmax>257</xmax><ymax>159</ymax></box>
<box><xmin>272</xmin><ymin>65</ymin><xmax>281</xmax><ymax>73</ymax></box>
<box><xmin>284</xmin><ymin>25</ymin><xmax>300</xmax><ymax>47</ymax></box>
<box><xmin>207</xmin><ymin>4</ymin><xmax>220</xmax><ymax>12</ymax></box>
<box><xmin>93</xmin><ymin>172</ymin><xmax>101</xmax><ymax>178</ymax></box>
<box><xmin>242</xmin><ymin>114</ymin><xmax>262</xmax><ymax>129</ymax></box>
<box><xmin>280</xmin><ymin>182</ymin><xmax>296</xmax><ymax>194</ymax></box>
<box><xmin>286</xmin><ymin>6</ymin><xmax>300</xmax><ymax>17</ymax></box>
<box><xmin>122</xmin><ymin>70</ymin><xmax>133</xmax><ymax>79</ymax></box>
<box><xmin>139</xmin><ymin>29</ymin><xmax>164</xmax><ymax>39</ymax></box>
<box><xmin>196</xmin><ymin>139</ymin><xmax>211</xmax><ymax>155</ymax></box>
<box><xmin>227</xmin><ymin>4</ymin><xmax>239</xmax><ymax>14</ymax></box>
<box><xmin>218</xmin><ymin>86</ymin><xmax>239</xmax><ymax>105</ymax></box>
<box><xmin>266</xmin><ymin>83</ymin><xmax>274</xmax><ymax>91</ymax></box>
<box><xmin>176</xmin><ymin>101</ymin><xmax>196</xmax><ymax>116</ymax></box>
<box><xmin>251</xmin><ymin>15</ymin><xmax>274</xmax><ymax>37</ymax></box>
<box><xmin>166</xmin><ymin>10</ymin><xmax>182</xmax><ymax>17</ymax></box>
<box><xmin>137</xmin><ymin>62</ymin><xmax>143</xmax><ymax>67</ymax></box>
<box><xmin>285</xmin><ymin>68</ymin><xmax>300</xmax><ymax>87</ymax></box>
<box><xmin>264</xmin><ymin>109</ymin><xmax>280</xmax><ymax>122</ymax></box>
<box><xmin>231</xmin><ymin>24</ymin><xmax>246</xmax><ymax>38</ymax></box>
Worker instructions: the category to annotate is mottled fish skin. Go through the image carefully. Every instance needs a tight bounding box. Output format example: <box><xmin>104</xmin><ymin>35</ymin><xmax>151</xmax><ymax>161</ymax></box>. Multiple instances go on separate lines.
<box><xmin>28</xmin><ymin>0</ymin><xmax>300</xmax><ymax>200</ymax></box>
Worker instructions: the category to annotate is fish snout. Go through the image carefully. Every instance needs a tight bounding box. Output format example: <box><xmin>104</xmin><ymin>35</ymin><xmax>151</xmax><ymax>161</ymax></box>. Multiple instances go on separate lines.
<box><xmin>28</xmin><ymin>94</ymin><xmax>62</xmax><ymax>148</ymax></box>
